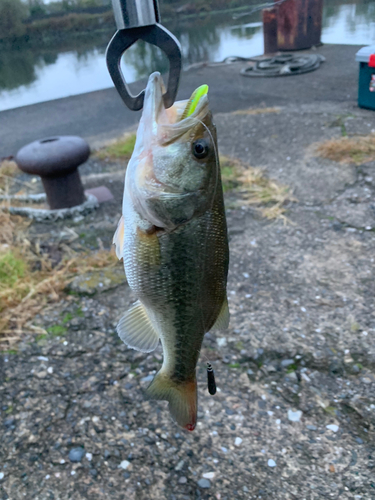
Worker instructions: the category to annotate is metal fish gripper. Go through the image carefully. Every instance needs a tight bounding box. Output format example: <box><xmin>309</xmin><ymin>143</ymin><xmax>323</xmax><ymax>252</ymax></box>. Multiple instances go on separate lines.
<box><xmin>106</xmin><ymin>0</ymin><xmax>182</xmax><ymax>111</ymax></box>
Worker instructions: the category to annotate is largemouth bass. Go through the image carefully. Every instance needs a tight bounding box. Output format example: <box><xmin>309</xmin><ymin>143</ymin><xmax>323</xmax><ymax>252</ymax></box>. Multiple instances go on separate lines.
<box><xmin>113</xmin><ymin>72</ymin><xmax>229</xmax><ymax>431</ymax></box>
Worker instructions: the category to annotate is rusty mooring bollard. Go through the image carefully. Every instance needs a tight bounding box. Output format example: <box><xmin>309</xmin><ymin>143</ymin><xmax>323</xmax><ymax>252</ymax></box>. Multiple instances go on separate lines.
<box><xmin>16</xmin><ymin>136</ymin><xmax>90</xmax><ymax>210</ymax></box>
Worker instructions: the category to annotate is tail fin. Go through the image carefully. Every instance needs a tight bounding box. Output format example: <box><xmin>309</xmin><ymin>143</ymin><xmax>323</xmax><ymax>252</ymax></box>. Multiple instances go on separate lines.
<box><xmin>146</xmin><ymin>371</ymin><xmax>197</xmax><ymax>431</ymax></box>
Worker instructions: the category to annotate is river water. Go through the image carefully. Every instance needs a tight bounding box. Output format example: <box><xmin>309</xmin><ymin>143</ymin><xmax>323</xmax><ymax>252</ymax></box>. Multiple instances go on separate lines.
<box><xmin>1</xmin><ymin>0</ymin><xmax>374</xmax><ymax>112</ymax></box>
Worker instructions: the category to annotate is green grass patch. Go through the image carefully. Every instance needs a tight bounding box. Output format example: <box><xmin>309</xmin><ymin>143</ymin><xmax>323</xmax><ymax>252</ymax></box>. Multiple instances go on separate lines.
<box><xmin>229</xmin><ymin>362</ymin><xmax>241</xmax><ymax>369</ymax></box>
<box><xmin>286</xmin><ymin>364</ymin><xmax>298</xmax><ymax>373</ymax></box>
<box><xmin>62</xmin><ymin>312</ymin><xmax>73</xmax><ymax>324</ymax></box>
<box><xmin>0</xmin><ymin>252</ymin><xmax>25</xmax><ymax>288</ymax></box>
<box><xmin>96</xmin><ymin>134</ymin><xmax>136</xmax><ymax>160</ymax></box>
<box><xmin>75</xmin><ymin>306</ymin><xmax>84</xmax><ymax>317</ymax></box>
<box><xmin>47</xmin><ymin>325</ymin><xmax>67</xmax><ymax>337</ymax></box>
<box><xmin>221</xmin><ymin>166</ymin><xmax>240</xmax><ymax>193</ymax></box>
<box><xmin>3</xmin><ymin>349</ymin><xmax>17</xmax><ymax>355</ymax></box>
<box><xmin>220</xmin><ymin>156</ymin><xmax>241</xmax><ymax>193</ymax></box>
<box><xmin>61</xmin><ymin>306</ymin><xmax>84</xmax><ymax>324</ymax></box>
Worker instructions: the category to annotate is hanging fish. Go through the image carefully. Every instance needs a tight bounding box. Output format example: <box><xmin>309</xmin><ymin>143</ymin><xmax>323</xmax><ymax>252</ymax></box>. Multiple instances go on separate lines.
<box><xmin>113</xmin><ymin>72</ymin><xmax>229</xmax><ymax>431</ymax></box>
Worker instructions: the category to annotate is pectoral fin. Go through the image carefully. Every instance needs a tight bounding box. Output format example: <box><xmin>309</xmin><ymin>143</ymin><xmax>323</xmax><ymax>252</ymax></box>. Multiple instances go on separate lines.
<box><xmin>211</xmin><ymin>298</ymin><xmax>230</xmax><ymax>331</ymax></box>
<box><xmin>117</xmin><ymin>300</ymin><xmax>159</xmax><ymax>353</ymax></box>
<box><xmin>113</xmin><ymin>215</ymin><xmax>125</xmax><ymax>260</ymax></box>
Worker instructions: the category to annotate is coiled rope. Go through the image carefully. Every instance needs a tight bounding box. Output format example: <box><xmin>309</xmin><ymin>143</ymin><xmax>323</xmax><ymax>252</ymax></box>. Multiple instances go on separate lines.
<box><xmin>239</xmin><ymin>53</ymin><xmax>325</xmax><ymax>77</ymax></box>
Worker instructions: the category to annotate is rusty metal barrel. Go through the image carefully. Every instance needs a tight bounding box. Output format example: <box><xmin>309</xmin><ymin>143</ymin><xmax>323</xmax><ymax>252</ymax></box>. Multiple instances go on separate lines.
<box><xmin>263</xmin><ymin>0</ymin><xmax>323</xmax><ymax>53</ymax></box>
<box><xmin>263</xmin><ymin>7</ymin><xmax>278</xmax><ymax>54</ymax></box>
<box><xmin>277</xmin><ymin>0</ymin><xmax>323</xmax><ymax>51</ymax></box>
<box><xmin>16</xmin><ymin>136</ymin><xmax>90</xmax><ymax>210</ymax></box>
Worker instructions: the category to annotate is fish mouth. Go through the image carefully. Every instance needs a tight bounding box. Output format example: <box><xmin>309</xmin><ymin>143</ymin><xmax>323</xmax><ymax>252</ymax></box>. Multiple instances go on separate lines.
<box><xmin>142</xmin><ymin>72</ymin><xmax>165</xmax><ymax>130</ymax></box>
<box><xmin>140</xmin><ymin>72</ymin><xmax>210</xmax><ymax>145</ymax></box>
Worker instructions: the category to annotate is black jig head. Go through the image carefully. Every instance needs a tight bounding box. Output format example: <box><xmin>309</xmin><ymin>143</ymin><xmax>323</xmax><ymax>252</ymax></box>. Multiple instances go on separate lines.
<box><xmin>206</xmin><ymin>362</ymin><xmax>216</xmax><ymax>396</ymax></box>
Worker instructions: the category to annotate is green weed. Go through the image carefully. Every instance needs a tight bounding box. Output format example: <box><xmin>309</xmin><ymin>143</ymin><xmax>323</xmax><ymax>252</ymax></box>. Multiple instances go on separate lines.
<box><xmin>3</xmin><ymin>349</ymin><xmax>17</xmax><ymax>355</ymax></box>
<box><xmin>286</xmin><ymin>364</ymin><xmax>298</xmax><ymax>373</ymax></box>
<box><xmin>96</xmin><ymin>134</ymin><xmax>136</xmax><ymax>160</ymax></box>
<box><xmin>47</xmin><ymin>325</ymin><xmax>67</xmax><ymax>336</ymax></box>
<box><xmin>62</xmin><ymin>312</ymin><xmax>73</xmax><ymax>324</ymax></box>
<box><xmin>0</xmin><ymin>252</ymin><xmax>25</xmax><ymax>288</ymax></box>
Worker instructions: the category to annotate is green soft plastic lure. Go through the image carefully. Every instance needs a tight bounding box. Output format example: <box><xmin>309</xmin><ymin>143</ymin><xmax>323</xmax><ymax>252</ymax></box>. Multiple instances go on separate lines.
<box><xmin>180</xmin><ymin>84</ymin><xmax>209</xmax><ymax>120</ymax></box>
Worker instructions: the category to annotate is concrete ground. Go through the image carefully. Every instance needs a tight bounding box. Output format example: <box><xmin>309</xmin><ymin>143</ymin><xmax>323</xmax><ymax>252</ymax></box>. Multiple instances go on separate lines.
<box><xmin>1</xmin><ymin>44</ymin><xmax>375</xmax><ymax>500</ymax></box>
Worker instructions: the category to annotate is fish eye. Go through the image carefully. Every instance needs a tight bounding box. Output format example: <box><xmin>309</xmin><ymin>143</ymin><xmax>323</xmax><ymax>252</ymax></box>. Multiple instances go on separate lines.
<box><xmin>192</xmin><ymin>139</ymin><xmax>209</xmax><ymax>159</ymax></box>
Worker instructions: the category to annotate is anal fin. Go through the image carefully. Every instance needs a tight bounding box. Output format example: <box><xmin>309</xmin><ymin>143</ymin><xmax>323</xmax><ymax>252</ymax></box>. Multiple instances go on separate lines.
<box><xmin>211</xmin><ymin>298</ymin><xmax>230</xmax><ymax>331</ymax></box>
<box><xmin>117</xmin><ymin>300</ymin><xmax>159</xmax><ymax>353</ymax></box>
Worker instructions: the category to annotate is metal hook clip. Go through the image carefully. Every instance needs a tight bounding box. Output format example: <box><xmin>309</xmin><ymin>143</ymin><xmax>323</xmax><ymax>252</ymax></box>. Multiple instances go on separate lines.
<box><xmin>106</xmin><ymin>0</ymin><xmax>182</xmax><ymax>111</ymax></box>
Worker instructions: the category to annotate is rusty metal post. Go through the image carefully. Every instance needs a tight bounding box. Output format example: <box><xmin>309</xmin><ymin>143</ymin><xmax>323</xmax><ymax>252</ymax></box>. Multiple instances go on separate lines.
<box><xmin>263</xmin><ymin>7</ymin><xmax>278</xmax><ymax>54</ymax></box>
<box><xmin>16</xmin><ymin>136</ymin><xmax>90</xmax><ymax>210</ymax></box>
<box><xmin>277</xmin><ymin>0</ymin><xmax>323</xmax><ymax>51</ymax></box>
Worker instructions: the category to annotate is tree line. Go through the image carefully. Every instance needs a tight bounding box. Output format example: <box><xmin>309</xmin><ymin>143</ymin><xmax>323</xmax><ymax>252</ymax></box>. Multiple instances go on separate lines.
<box><xmin>0</xmin><ymin>0</ymin><xmax>254</xmax><ymax>41</ymax></box>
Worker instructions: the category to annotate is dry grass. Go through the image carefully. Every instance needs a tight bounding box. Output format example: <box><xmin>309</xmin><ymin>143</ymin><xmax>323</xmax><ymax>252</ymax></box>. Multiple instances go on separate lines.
<box><xmin>0</xmin><ymin>163</ymin><xmax>120</xmax><ymax>347</ymax></box>
<box><xmin>0</xmin><ymin>210</ymin><xmax>118</xmax><ymax>346</ymax></box>
<box><xmin>232</xmin><ymin>107</ymin><xmax>281</xmax><ymax>116</ymax></box>
<box><xmin>220</xmin><ymin>155</ymin><xmax>294</xmax><ymax>221</ymax></box>
<box><xmin>0</xmin><ymin>211</ymin><xmax>16</xmax><ymax>247</ymax></box>
<box><xmin>0</xmin><ymin>160</ymin><xmax>20</xmax><ymax>191</ymax></box>
<box><xmin>316</xmin><ymin>133</ymin><xmax>375</xmax><ymax>165</ymax></box>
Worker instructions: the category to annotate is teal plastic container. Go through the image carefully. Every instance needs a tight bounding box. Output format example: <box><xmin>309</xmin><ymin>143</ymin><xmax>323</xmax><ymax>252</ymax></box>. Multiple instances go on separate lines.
<box><xmin>356</xmin><ymin>46</ymin><xmax>375</xmax><ymax>110</ymax></box>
